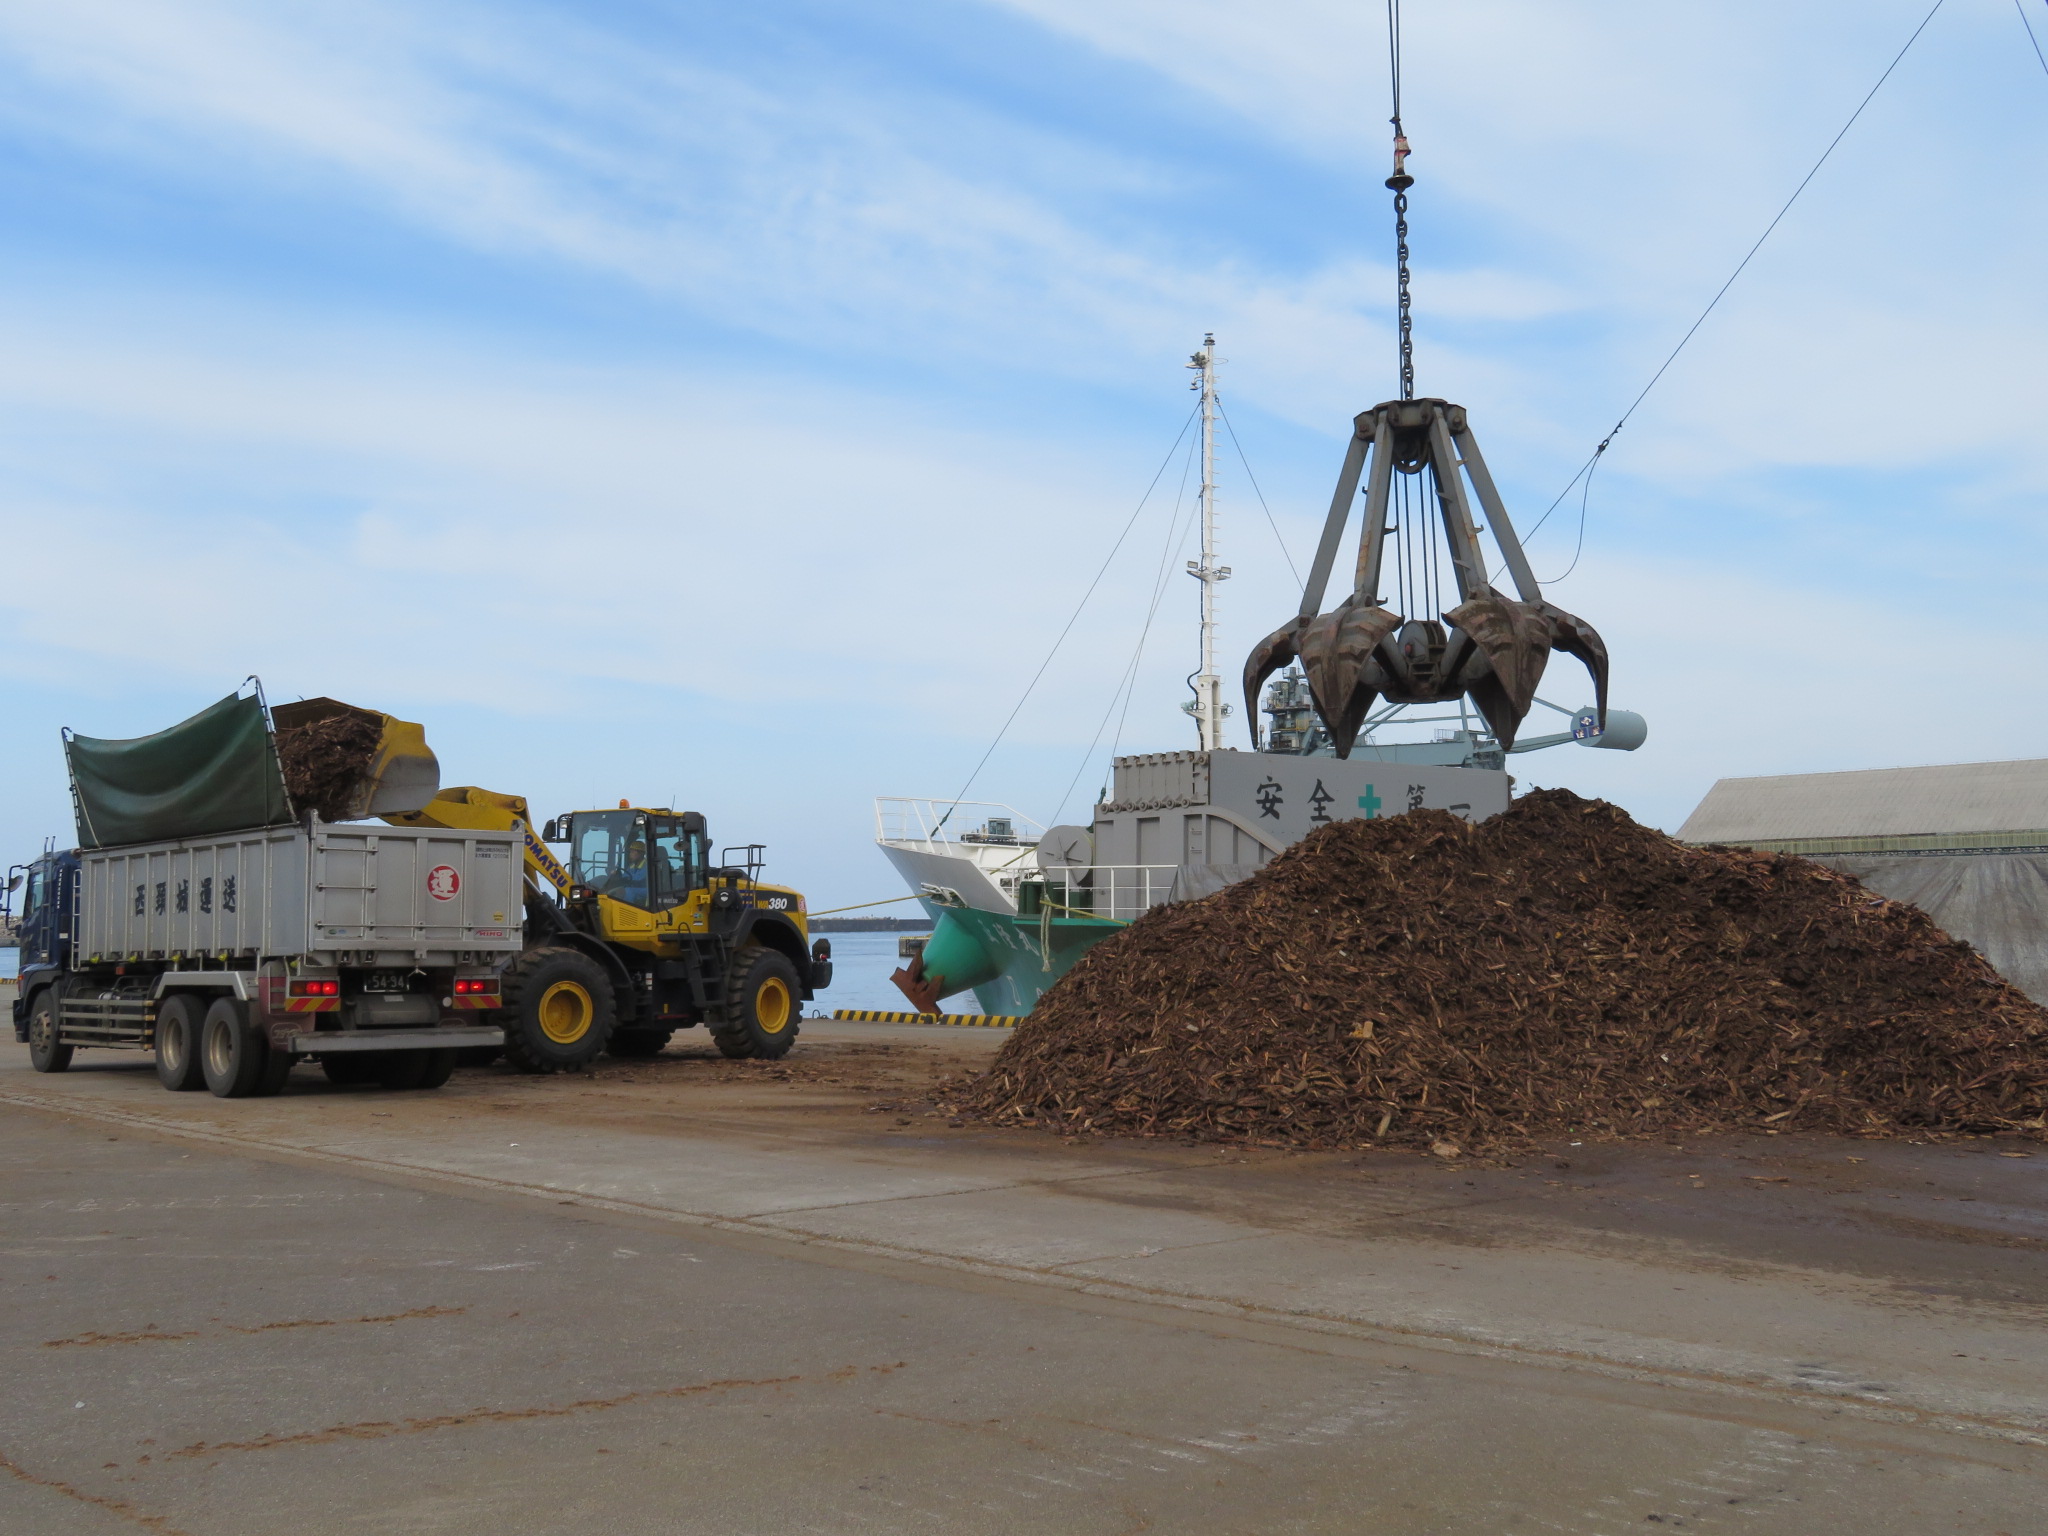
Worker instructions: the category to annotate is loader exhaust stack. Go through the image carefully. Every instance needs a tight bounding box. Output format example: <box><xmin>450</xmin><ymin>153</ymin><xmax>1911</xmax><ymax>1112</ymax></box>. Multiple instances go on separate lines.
<box><xmin>1243</xmin><ymin>398</ymin><xmax>1608</xmax><ymax>756</ymax></box>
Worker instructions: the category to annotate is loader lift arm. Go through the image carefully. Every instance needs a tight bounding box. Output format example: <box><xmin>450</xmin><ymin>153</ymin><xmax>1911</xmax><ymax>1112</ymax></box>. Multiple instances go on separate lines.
<box><xmin>382</xmin><ymin>787</ymin><xmax>570</xmax><ymax>895</ymax></box>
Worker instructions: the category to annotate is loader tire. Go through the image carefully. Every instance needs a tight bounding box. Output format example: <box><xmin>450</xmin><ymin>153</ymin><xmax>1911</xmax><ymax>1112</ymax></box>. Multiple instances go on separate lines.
<box><xmin>710</xmin><ymin>948</ymin><xmax>802</xmax><ymax>1061</ymax></box>
<box><xmin>154</xmin><ymin>995</ymin><xmax>207</xmax><ymax>1091</ymax></box>
<box><xmin>499</xmin><ymin>947</ymin><xmax>615</xmax><ymax>1074</ymax></box>
<box><xmin>606</xmin><ymin>1028</ymin><xmax>673</xmax><ymax>1059</ymax></box>
<box><xmin>26</xmin><ymin>992</ymin><xmax>71</xmax><ymax>1074</ymax></box>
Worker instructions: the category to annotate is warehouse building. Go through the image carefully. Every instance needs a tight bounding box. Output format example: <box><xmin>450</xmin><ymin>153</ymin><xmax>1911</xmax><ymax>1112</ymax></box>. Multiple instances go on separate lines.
<box><xmin>1679</xmin><ymin>758</ymin><xmax>2048</xmax><ymax>1003</ymax></box>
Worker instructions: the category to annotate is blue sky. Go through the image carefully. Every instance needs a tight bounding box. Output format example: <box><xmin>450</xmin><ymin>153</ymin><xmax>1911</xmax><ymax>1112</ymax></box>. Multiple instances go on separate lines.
<box><xmin>1</xmin><ymin>0</ymin><xmax>2045</xmax><ymax>907</ymax></box>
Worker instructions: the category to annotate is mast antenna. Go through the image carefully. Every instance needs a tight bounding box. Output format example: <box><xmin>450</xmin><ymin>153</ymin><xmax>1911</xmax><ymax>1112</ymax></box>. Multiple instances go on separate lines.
<box><xmin>1184</xmin><ymin>333</ymin><xmax>1231</xmax><ymax>751</ymax></box>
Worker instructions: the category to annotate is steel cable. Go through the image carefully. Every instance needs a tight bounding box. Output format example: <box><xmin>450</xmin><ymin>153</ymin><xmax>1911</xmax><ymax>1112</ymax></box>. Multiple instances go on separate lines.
<box><xmin>1518</xmin><ymin>0</ymin><xmax>1951</xmax><ymax>565</ymax></box>
<box><xmin>935</xmin><ymin>403</ymin><xmax>1199</xmax><ymax>829</ymax></box>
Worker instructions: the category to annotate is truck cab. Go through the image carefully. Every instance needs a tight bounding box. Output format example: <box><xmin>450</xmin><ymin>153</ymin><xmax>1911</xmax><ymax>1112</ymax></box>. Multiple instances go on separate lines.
<box><xmin>8</xmin><ymin>850</ymin><xmax>78</xmax><ymax>1040</ymax></box>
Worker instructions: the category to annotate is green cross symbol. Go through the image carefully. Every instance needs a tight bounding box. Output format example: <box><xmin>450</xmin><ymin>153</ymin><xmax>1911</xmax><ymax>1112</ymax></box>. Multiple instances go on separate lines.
<box><xmin>1358</xmin><ymin>786</ymin><xmax>1382</xmax><ymax>819</ymax></box>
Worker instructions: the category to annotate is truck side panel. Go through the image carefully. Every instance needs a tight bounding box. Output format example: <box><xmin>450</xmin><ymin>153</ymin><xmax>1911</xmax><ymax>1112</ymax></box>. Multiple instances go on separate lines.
<box><xmin>310</xmin><ymin>826</ymin><xmax>520</xmax><ymax>952</ymax></box>
<box><xmin>80</xmin><ymin>827</ymin><xmax>305</xmax><ymax>962</ymax></box>
<box><xmin>78</xmin><ymin>821</ymin><xmax>523</xmax><ymax>963</ymax></box>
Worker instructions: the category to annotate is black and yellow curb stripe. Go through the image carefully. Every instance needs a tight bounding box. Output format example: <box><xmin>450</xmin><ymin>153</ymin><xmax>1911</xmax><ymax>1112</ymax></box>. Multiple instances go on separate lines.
<box><xmin>830</xmin><ymin>1009</ymin><xmax>1022</xmax><ymax>1028</ymax></box>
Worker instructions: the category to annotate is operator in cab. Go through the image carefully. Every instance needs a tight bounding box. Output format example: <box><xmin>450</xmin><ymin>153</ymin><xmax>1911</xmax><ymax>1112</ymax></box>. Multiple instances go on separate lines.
<box><xmin>601</xmin><ymin>832</ymin><xmax>652</xmax><ymax>907</ymax></box>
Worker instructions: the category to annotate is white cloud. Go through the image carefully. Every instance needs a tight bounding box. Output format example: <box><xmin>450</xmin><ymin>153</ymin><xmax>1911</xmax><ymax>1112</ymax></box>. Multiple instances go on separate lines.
<box><xmin>1</xmin><ymin>0</ymin><xmax>2046</xmax><ymax>896</ymax></box>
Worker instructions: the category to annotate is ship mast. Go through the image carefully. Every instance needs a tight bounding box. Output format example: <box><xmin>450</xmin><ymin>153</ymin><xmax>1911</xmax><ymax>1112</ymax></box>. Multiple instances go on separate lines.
<box><xmin>1184</xmin><ymin>333</ymin><xmax>1231</xmax><ymax>751</ymax></box>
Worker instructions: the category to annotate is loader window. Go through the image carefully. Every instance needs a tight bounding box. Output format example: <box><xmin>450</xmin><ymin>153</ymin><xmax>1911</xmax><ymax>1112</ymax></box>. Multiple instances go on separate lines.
<box><xmin>571</xmin><ymin>812</ymin><xmax>653</xmax><ymax>909</ymax></box>
<box><xmin>649</xmin><ymin>820</ymin><xmax>706</xmax><ymax>910</ymax></box>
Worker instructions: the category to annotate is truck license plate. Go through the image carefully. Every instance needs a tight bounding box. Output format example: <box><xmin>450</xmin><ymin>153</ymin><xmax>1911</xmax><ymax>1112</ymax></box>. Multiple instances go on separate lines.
<box><xmin>362</xmin><ymin>969</ymin><xmax>411</xmax><ymax>993</ymax></box>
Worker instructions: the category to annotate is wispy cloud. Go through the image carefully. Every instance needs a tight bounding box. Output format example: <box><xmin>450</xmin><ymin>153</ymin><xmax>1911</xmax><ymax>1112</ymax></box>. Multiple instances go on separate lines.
<box><xmin>0</xmin><ymin>0</ymin><xmax>2043</xmax><ymax>896</ymax></box>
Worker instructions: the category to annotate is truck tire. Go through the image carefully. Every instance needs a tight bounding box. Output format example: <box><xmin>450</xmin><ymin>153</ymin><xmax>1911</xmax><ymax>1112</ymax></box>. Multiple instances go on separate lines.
<box><xmin>26</xmin><ymin>992</ymin><xmax>71</xmax><ymax>1074</ymax></box>
<box><xmin>606</xmin><ymin>1028</ymin><xmax>673</xmax><ymax>1059</ymax></box>
<box><xmin>499</xmin><ymin>947</ymin><xmax>615</xmax><ymax>1074</ymax></box>
<box><xmin>375</xmin><ymin>1052</ymin><xmax>430</xmax><ymax>1090</ymax></box>
<box><xmin>154</xmin><ymin>995</ymin><xmax>207</xmax><ymax>1091</ymax></box>
<box><xmin>201</xmin><ymin>997</ymin><xmax>274</xmax><ymax>1098</ymax></box>
<box><xmin>258</xmin><ymin>1041</ymin><xmax>294</xmax><ymax>1096</ymax></box>
<box><xmin>711</xmin><ymin>948</ymin><xmax>802</xmax><ymax>1061</ymax></box>
<box><xmin>321</xmin><ymin>1054</ymin><xmax>382</xmax><ymax>1087</ymax></box>
<box><xmin>413</xmin><ymin>1049</ymin><xmax>457</xmax><ymax>1089</ymax></box>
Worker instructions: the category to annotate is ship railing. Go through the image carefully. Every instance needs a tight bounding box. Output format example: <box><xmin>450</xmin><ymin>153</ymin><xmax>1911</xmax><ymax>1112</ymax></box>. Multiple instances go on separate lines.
<box><xmin>1021</xmin><ymin>865</ymin><xmax>1179</xmax><ymax>925</ymax></box>
<box><xmin>874</xmin><ymin>797</ymin><xmax>1048</xmax><ymax>849</ymax></box>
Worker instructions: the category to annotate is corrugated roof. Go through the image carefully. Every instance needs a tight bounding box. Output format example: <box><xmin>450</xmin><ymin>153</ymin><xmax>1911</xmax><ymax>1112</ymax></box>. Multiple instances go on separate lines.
<box><xmin>1678</xmin><ymin>759</ymin><xmax>2048</xmax><ymax>844</ymax></box>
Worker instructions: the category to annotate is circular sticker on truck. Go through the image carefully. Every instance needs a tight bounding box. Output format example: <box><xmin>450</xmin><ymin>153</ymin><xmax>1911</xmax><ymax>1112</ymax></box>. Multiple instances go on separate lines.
<box><xmin>426</xmin><ymin>865</ymin><xmax>462</xmax><ymax>902</ymax></box>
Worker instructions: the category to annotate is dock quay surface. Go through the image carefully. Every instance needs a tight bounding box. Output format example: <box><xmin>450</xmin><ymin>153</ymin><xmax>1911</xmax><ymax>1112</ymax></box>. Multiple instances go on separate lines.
<box><xmin>2</xmin><ymin>1019</ymin><xmax>2043</xmax><ymax>1532</ymax></box>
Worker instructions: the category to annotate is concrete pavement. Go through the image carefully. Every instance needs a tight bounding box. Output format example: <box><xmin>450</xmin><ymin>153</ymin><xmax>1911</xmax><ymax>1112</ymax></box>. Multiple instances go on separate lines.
<box><xmin>2</xmin><ymin>1024</ymin><xmax>2044</xmax><ymax>1531</ymax></box>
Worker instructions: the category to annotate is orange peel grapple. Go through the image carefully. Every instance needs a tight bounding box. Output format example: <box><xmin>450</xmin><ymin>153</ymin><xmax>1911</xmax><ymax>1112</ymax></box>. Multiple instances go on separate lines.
<box><xmin>1244</xmin><ymin>397</ymin><xmax>1608</xmax><ymax>756</ymax></box>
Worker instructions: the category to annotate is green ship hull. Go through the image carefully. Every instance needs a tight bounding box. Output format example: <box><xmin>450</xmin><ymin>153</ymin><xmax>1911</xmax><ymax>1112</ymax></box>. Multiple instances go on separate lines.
<box><xmin>914</xmin><ymin>888</ymin><xmax>1126</xmax><ymax>1017</ymax></box>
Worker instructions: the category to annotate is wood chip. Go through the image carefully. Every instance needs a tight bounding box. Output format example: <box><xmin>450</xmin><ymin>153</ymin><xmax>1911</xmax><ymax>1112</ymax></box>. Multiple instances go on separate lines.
<box><xmin>952</xmin><ymin>790</ymin><xmax>2048</xmax><ymax>1153</ymax></box>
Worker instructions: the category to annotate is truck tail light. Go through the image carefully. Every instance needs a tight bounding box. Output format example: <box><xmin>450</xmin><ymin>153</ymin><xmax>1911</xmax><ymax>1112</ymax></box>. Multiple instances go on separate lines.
<box><xmin>288</xmin><ymin>979</ymin><xmax>340</xmax><ymax>997</ymax></box>
<box><xmin>453</xmin><ymin>978</ymin><xmax>498</xmax><ymax>996</ymax></box>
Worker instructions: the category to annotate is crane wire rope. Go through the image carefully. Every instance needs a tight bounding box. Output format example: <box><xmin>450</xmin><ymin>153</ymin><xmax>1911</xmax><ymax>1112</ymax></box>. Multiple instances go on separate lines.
<box><xmin>934</xmin><ymin>401</ymin><xmax>1199</xmax><ymax>829</ymax></box>
<box><xmin>1514</xmin><ymin>0</ymin><xmax>1950</xmax><ymax>579</ymax></box>
<box><xmin>1386</xmin><ymin>0</ymin><xmax>1416</xmax><ymax>400</ymax></box>
<box><xmin>1050</xmin><ymin>425</ymin><xmax>1209</xmax><ymax>823</ymax></box>
<box><xmin>1214</xmin><ymin>397</ymin><xmax>1303</xmax><ymax>583</ymax></box>
<box><xmin>2019</xmin><ymin>0</ymin><xmax>2048</xmax><ymax>78</ymax></box>
<box><xmin>1110</xmin><ymin>426</ymin><xmax>1209</xmax><ymax>758</ymax></box>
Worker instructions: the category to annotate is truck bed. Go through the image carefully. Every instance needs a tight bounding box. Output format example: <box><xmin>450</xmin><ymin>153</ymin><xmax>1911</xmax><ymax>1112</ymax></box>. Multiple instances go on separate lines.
<box><xmin>77</xmin><ymin>818</ymin><xmax>523</xmax><ymax>966</ymax></box>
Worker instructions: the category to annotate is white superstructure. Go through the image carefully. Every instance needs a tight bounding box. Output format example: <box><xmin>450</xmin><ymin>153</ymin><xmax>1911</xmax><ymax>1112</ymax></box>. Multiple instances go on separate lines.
<box><xmin>873</xmin><ymin>798</ymin><xmax>1043</xmax><ymax>915</ymax></box>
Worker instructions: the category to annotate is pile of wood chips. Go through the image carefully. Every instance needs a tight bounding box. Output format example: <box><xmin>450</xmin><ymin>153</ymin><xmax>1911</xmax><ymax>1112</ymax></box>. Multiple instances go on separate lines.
<box><xmin>952</xmin><ymin>790</ymin><xmax>2048</xmax><ymax>1151</ymax></box>
<box><xmin>276</xmin><ymin>714</ymin><xmax>384</xmax><ymax>823</ymax></box>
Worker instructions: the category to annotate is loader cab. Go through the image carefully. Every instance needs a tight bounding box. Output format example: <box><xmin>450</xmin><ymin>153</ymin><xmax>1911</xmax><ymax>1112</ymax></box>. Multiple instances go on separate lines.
<box><xmin>559</xmin><ymin>810</ymin><xmax>708</xmax><ymax>912</ymax></box>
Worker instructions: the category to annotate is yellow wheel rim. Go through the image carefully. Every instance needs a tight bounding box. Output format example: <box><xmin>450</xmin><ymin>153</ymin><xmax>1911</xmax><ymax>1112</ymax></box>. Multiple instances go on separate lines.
<box><xmin>538</xmin><ymin>980</ymin><xmax>595</xmax><ymax>1044</ymax></box>
<box><xmin>754</xmin><ymin>976</ymin><xmax>792</xmax><ymax>1035</ymax></box>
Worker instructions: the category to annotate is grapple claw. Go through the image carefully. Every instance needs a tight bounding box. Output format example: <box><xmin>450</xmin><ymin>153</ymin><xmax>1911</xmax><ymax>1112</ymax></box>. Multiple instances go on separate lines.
<box><xmin>1442</xmin><ymin>597</ymin><xmax>1554</xmax><ymax>751</ymax></box>
<box><xmin>1242</xmin><ymin>618</ymin><xmax>1304</xmax><ymax>749</ymax></box>
<box><xmin>1298</xmin><ymin>599</ymin><xmax>1401</xmax><ymax>759</ymax></box>
<box><xmin>1542</xmin><ymin>603</ymin><xmax>1610</xmax><ymax>731</ymax></box>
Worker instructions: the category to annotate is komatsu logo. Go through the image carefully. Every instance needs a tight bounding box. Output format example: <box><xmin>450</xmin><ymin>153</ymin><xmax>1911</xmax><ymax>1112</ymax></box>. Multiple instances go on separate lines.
<box><xmin>525</xmin><ymin>828</ymin><xmax>569</xmax><ymax>891</ymax></box>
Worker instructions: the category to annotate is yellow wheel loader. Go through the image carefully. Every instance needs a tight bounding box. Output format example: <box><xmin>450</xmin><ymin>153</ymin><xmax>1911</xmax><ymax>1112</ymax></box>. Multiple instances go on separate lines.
<box><xmin>384</xmin><ymin>787</ymin><xmax>830</xmax><ymax>1071</ymax></box>
<box><xmin>266</xmin><ymin>699</ymin><xmax>829</xmax><ymax>1072</ymax></box>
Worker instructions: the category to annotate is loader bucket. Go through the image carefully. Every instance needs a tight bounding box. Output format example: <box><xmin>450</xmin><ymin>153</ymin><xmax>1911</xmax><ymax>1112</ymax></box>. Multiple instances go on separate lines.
<box><xmin>271</xmin><ymin>697</ymin><xmax>441</xmax><ymax>822</ymax></box>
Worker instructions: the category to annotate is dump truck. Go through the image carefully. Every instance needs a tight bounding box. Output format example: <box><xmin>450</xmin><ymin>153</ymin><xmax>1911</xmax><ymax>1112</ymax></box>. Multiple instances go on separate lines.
<box><xmin>8</xmin><ymin>690</ymin><xmax>830</xmax><ymax>1093</ymax></box>
<box><xmin>8</xmin><ymin>820</ymin><xmax>523</xmax><ymax>1094</ymax></box>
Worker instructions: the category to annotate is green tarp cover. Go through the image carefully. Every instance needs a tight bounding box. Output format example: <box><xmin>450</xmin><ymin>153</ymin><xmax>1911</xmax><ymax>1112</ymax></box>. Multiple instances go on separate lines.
<box><xmin>66</xmin><ymin>693</ymin><xmax>295</xmax><ymax>849</ymax></box>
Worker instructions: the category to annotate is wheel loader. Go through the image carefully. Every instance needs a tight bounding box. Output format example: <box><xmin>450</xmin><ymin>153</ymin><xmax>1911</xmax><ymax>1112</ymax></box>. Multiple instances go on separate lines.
<box><xmin>275</xmin><ymin>694</ymin><xmax>832</xmax><ymax>1072</ymax></box>
<box><xmin>383</xmin><ymin>785</ymin><xmax>831</xmax><ymax>1071</ymax></box>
